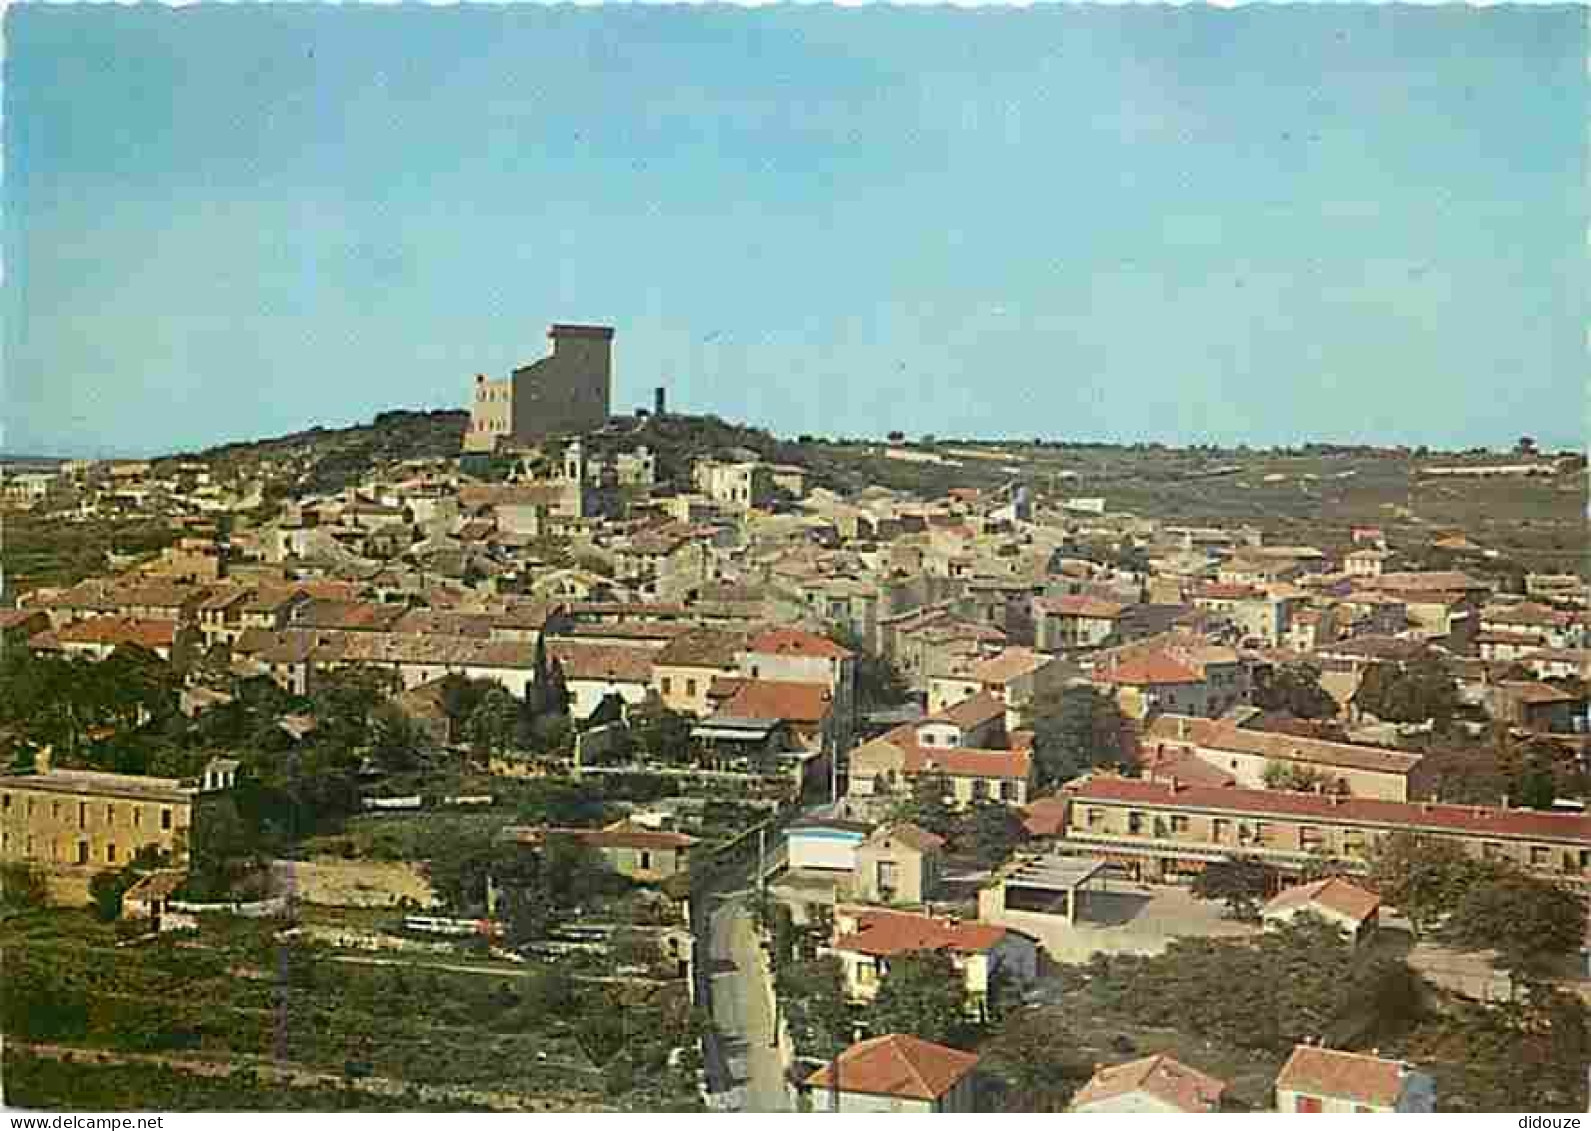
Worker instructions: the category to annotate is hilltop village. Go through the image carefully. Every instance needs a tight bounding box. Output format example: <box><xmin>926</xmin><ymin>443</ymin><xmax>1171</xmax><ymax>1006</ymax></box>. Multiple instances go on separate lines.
<box><xmin>2</xmin><ymin>324</ymin><xmax>1589</xmax><ymax>1112</ymax></box>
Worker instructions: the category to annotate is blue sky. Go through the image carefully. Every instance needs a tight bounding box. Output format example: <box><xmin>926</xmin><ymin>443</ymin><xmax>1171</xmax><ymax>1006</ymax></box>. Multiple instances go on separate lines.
<box><xmin>5</xmin><ymin>4</ymin><xmax>1585</xmax><ymax>457</ymax></box>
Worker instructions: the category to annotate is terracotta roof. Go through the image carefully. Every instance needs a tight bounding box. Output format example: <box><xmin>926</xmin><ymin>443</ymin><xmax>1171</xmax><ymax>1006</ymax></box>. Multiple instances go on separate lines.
<box><xmin>717</xmin><ymin>679</ymin><xmax>832</xmax><ymax>726</ymax></box>
<box><xmin>906</xmin><ymin>744</ymin><xmax>1031</xmax><ymax>782</ymax></box>
<box><xmin>866</xmin><ymin>822</ymin><xmax>946</xmax><ymax>854</ymax></box>
<box><xmin>0</xmin><ymin>609</ymin><xmax>45</xmax><ymax>630</ymax></box>
<box><xmin>1071</xmin><ymin>1053</ymin><xmax>1226</xmax><ymax>1113</ymax></box>
<box><xmin>832</xmin><ymin>908</ymin><xmax>1006</xmax><ymax>959</ymax></box>
<box><xmin>966</xmin><ymin>647</ymin><xmax>1052</xmax><ymax>686</ymax></box>
<box><xmin>1275</xmin><ymin>1046</ymin><xmax>1411</xmax><ymax>1108</ymax></box>
<box><xmin>745</xmin><ymin>627</ymin><xmax>853</xmax><ymax>660</ymax></box>
<box><xmin>1097</xmin><ymin>652</ymin><xmax>1203</xmax><ymax>687</ymax></box>
<box><xmin>294</xmin><ymin>599</ymin><xmax>406</xmax><ymax>632</ymax></box>
<box><xmin>1035</xmin><ymin>594</ymin><xmax>1129</xmax><ymax>619</ymax></box>
<box><xmin>1495</xmin><ymin>680</ymin><xmax>1580</xmax><ymax>705</ymax></box>
<box><xmin>935</xmin><ymin>690</ymin><xmax>1007</xmax><ymax>729</ymax></box>
<box><xmin>1065</xmin><ymin>775</ymin><xmax>1591</xmax><ymax>847</ymax></box>
<box><xmin>1370</xmin><ymin>570</ymin><xmax>1489</xmax><ymax>593</ymax></box>
<box><xmin>654</xmin><ymin>627</ymin><xmax>747</xmax><ymax>669</ymax></box>
<box><xmin>1023</xmin><ymin>795</ymin><xmax>1070</xmax><ymax>838</ymax></box>
<box><xmin>47</xmin><ymin>616</ymin><xmax>178</xmax><ymax>652</ymax></box>
<box><xmin>1142</xmin><ymin>716</ymin><xmax>1423</xmax><ymax>776</ymax></box>
<box><xmin>1190</xmin><ymin>582</ymin><xmax>1265</xmax><ymax>601</ymax></box>
<box><xmin>1137</xmin><ymin>744</ymin><xmax>1238</xmax><ymax>788</ymax></box>
<box><xmin>547</xmin><ymin>641</ymin><xmax>655</xmax><ymax>684</ymax></box>
<box><xmin>803</xmin><ymin>1034</ymin><xmax>979</xmax><ymax>1102</ymax></box>
<box><xmin>1263</xmin><ymin>876</ymin><xmax>1381</xmax><ymax>923</ymax></box>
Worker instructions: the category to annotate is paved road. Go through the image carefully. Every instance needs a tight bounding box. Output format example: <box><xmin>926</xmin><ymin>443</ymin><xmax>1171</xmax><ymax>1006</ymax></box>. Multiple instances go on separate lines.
<box><xmin>706</xmin><ymin>891</ymin><xmax>791</xmax><ymax>1113</ymax></box>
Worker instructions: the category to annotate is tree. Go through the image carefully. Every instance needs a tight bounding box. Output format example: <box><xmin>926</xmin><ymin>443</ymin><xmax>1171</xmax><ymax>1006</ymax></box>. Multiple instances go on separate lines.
<box><xmin>369</xmin><ymin>703</ymin><xmax>422</xmax><ymax>774</ymax></box>
<box><xmin>1191</xmin><ymin>858</ymin><xmax>1277</xmax><ymax>921</ymax></box>
<box><xmin>1029</xmin><ymin>684</ymin><xmax>1129</xmax><ymax>787</ymax></box>
<box><xmin>89</xmin><ymin>867</ymin><xmax>138</xmax><ymax>923</ymax></box>
<box><xmin>889</xmin><ymin>771</ymin><xmax>957</xmax><ymax>841</ymax></box>
<box><xmin>869</xmin><ymin>950</ymin><xmax>972</xmax><ymax>1047</ymax></box>
<box><xmin>984</xmin><ymin>1009</ymin><xmax>1088</xmax><ymax>1111</ymax></box>
<box><xmin>1353</xmin><ymin>658</ymin><xmax>1460</xmax><ymax>730</ymax></box>
<box><xmin>826</xmin><ymin>625</ymin><xmax>906</xmax><ymax>710</ymax></box>
<box><xmin>775</xmin><ymin>957</ymin><xmax>852</xmax><ymax>1061</ymax></box>
<box><xmin>466</xmin><ymin>686</ymin><xmax>522</xmax><ymax>760</ymax></box>
<box><xmin>182</xmin><ymin>796</ymin><xmax>258</xmax><ymax>901</ymax></box>
<box><xmin>1365</xmin><ymin>831</ymin><xmax>1491</xmax><ymax>938</ymax></box>
<box><xmin>1514</xmin><ymin>751</ymin><xmax>1559</xmax><ymax>810</ymax></box>
<box><xmin>1252</xmin><ymin>662</ymin><xmax>1338</xmax><ymax>720</ymax></box>
<box><xmin>624</xmin><ymin>693</ymin><xmax>692</xmax><ymax>763</ymax></box>
<box><xmin>960</xmin><ymin>801</ymin><xmax>1030</xmax><ymax>868</ymax></box>
<box><xmin>1437</xmin><ymin>870</ymin><xmax>1588</xmax><ymax>984</ymax></box>
<box><xmin>0</xmin><ymin>861</ymin><xmax>49</xmax><ymax>911</ymax></box>
<box><xmin>1261</xmin><ymin>760</ymin><xmax>1333</xmax><ymax>793</ymax></box>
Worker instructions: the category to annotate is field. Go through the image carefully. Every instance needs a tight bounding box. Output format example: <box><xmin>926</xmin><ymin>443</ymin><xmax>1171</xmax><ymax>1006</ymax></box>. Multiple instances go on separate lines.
<box><xmin>0</xmin><ymin>908</ymin><xmax>699</xmax><ymax>1112</ymax></box>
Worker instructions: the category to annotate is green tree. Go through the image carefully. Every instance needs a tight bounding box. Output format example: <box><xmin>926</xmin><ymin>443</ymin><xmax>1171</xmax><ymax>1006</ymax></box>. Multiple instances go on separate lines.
<box><xmin>1029</xmin><ymin>683</ymin><xmax>1129</xmax><ymax>787</ymax></box>
<box><xmin>0</xmin><ymin>861</ymin><xmax>49</xmax><ymax>911</ymax></box>
<box><xmin>1191</xmin><ymin>858</ymin><xmax>1277</xmax><ymax>921</ymax></box>
<box><xmin>1437</xmin><ymin>870</ymin><xmax>1589</xmax><ymax>984</ymax></box>
<box><xmin>369</xmin><ymin>702</ymin><xmax>422</xmax><ymax>773</ymax></box>
<box><xmin>1365</xmin><ymin>830</ymin><xmax>1490</xmax><ymax>938</ymax></box>
<box><xmin>959</xmin><ymin>800</ymin><xmax>1030</xmax><ymax>868</ymax></box>
<box><xmin>825</xmin><ymin>625</ymin><xmax>906</xmax><ymax>709</ymax></box>
<box><xmin>984</xmin><ymin>1008</ymin><xmax>1087</xmax><ymax>1111</ymax></box>
<box><xmin>1261</xmin><ymin>760</ymin><xmax>1333</xmax><ymax>793</ymax></box>
<box><xmin>889</xmin><ymin>770</ymin><xmax>957</xmax><ymax>841</ymax></box>
<box><xmin>1354</xmin><ymin>658</ymin><xmax>1460</xmax><ymax>730</ymax></box>
<box><xmin>89</xmin><ymin>867</ymin><xmax>139</xmax><ymax>922</ymax></box>
<box><xmin>869</xmin><ymin>950</ymin><xmax>972</xmax><ymax>1047</ymax></box>
<box><xmin>1252</xmin><ymin>661</ymin><xmax>1338</xmax><ymax>720</ymax></box>
<box><xmin>776</xmin><ymin>957</ymin><xmax>853</xmax><ymax>1062</ymax></box>
<box><xmin>466</xmin><ymin>686</ymin><xmax>522</xmax><ymax>760</ymax></box>
<box><xmin>624</xmin><ymin>693</ymin><xmax>692</xmax><ymax>763</ymax></box>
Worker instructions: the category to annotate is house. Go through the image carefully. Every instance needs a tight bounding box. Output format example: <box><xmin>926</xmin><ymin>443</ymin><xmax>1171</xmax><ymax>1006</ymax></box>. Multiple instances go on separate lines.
<box><xmin>1274</xmin><ymin>1045</ymin><xmax>1435</xmax><ymax>1113</ymax></box>
<box><xmin>546</xmin><ymin>641</ymin><xmax>655</xmax><ymax>720</ymax></box>
<box><xmin>1060</xmin><ymin>774</ymin><xmax>1591</xmax><ymax>886</ymax></box>
<box><xmin>853</xmin><ymin>822</ymin><xmax>945</xmax><ymax>905</ymax></box>
<box><xmin>0</xmin><ymin>749</ymin><xmax>234</xmax><ymax>904</ymax></box>
<box><xmin>827</xmin><ymin>906</ymin><xmax>1037</xmax><ymax>1017</ymax></box>
<box><xmin>650</xmin><ymin>628</ymin><xmax>747</xmax><ymax>717</ymax></box>
<box><xmin>803</xmin><ymin>1034</ymin><xmax>980</xmax><ymax>1113</ymax></box>
<box><xmin>1095</xmin><ymin>652</ymin><xmax>1209</xmax><ymax>721</ymax></box>
<box><xmin>1261</xmin><ymin>877</ymin><xmax>1381</xmax><ymax>945</ymax></box>
<box><xmin>927</xmin><ymin>646</ymin><xmax>1073</xmax><ymax>728</ymax></box>
<box><xmin>1033</xmin><ymin>595</ymin><xmax>1131</xmax><ymax>651</ymax></box>
<box><xmin>503</xmin><ymin>821</ymin><xmax>696</xmax><ymax>884</ymax></box>
<box><xmin>1485</xmin><ymin>680</ymin><xmax>1583</xmax><ymax>735</ymax></box>
<box><xmin>785</xmin><ymin>817</ymin><xmax>873</xmax><ymax>874</ymax></box>
<box><xmin>1140</xmin><ymin>715</ymin><xmax>1428</xmax><ymax>802</ymax></box>
<box><xmin>739</xmin><ymin>627</ymin><xmax>855</xmax><ymax>694</ymax></box>
<box><xmin>1069</xmin><ymin>1053</ymin><xmax>1227</xmax><ymax>1113</ymax></box>
<box><xmin>848</xmin><ymin>693</ymin><xmax>1032</xmax><ymax>811</ymax></box>
<box><xmin>30</xmin><ymin>617</ymin><xmax>199</xmax><ymax>668</ymax></box>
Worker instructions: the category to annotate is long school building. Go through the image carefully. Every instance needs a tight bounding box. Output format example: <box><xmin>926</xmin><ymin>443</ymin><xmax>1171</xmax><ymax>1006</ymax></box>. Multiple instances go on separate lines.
<box><xmin>1058</xmin><ymin>774</ymin><xmax>1591</xmax><ymax>886</ymax></box>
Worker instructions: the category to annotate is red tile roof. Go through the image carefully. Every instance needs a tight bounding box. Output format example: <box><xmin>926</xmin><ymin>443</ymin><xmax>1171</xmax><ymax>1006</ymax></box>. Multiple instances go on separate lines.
<box><xmin>47</xmin><ymin>616</ymin><xmax>178</xmax><ymax>652</ymax></box>
<box><xmin>717</xmin><ymin>679</ymin><xmax>833</xmax><ymax>725</ymax></box>
<box><xmin>1036</xmin><ymin>594</ymin><xmax>1129</xmax><ymax>620</ymax></box>
<box><xmin>1275</xmin><ymin>1046</ymin><xmax>1411</xmax><ymax>1108</ymax></box>
<box><xmin>1097</xmin><ymin>653</ymin><xmax>1203</xmax><ymax>686</ymax></box>
<box><xmin>1263</xmin><ymin>876</ymin><xmax>1381</xmax><ymax>923</ymax></box>
<box><xmin>547</xmin><ymin>641</ymin><xmax>655</xmax><ymax>684</ymax></box>
<box><xmin>1071</xmin><ymin>1053</ymin><xmax>1226</xmax><ymax>1113</ymax></box>
<box><xmin>745</xmin><ymin>627</ymin><xmax>853</xmax><ymax>660</ymax></box>
<box><xmin>833</xmin><ymin>908</ymin><xmax>1007</xmax><ymax>959</ymax></box>
<box><xmin>905</xmin><ymin>744</ymin><xmax>1031</xmax><ymax>782</ymax></box>
<box><xmin>804</xmin><ymin>1034</ymin><xmax>979</xmax><ymax>1102</ymax></box>
<box><xmin>1022</xmin><ymin>795</ymin><xmax>1070</xmax><ymax>838</ymax></box>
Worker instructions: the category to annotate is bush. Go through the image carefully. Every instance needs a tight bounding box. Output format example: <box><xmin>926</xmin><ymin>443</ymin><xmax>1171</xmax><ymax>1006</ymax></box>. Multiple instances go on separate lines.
<box><xmin>0</xmin><ymin>861</ymin><xmax>49</xmax><ymax>910</ymax></box>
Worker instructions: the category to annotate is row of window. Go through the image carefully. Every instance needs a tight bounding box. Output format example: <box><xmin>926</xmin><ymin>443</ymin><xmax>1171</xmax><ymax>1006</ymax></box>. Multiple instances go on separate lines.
<box><xmin>1</xmin><ymin>793</ymin><xmax>173</xmax><ymax>832</ymax></box>
<box><xmin>2</xmin><ymin>833</ymin><xmax>123</xmax><ymax>865</ymax></box>
<box><xmin>1084</xmin><ymin>805</ymin><xmax>1591</xmax><ymax>873</ymax></box>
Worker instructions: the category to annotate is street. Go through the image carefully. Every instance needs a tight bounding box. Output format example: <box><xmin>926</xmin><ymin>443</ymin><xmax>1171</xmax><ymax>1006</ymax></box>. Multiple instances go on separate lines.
<box><xmin>704</xmin><ymin>891</ymin><xmax>792</xmax><ymax>1112</ymax></box>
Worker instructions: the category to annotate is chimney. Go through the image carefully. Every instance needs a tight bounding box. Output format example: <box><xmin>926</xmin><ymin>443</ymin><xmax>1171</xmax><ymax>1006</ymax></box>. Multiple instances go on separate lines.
<box><xmin>654</xmin><ymin>386</ymin><xmax>667</xmax><ymax>417</ymax></box>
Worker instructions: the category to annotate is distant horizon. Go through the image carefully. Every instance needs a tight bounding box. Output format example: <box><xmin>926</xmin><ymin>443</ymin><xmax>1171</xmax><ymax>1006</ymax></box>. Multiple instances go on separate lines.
<box><xmin>6</xmin><ymin>6</ymin><xmax>1586</xmax><ymax>458</ymax></box>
